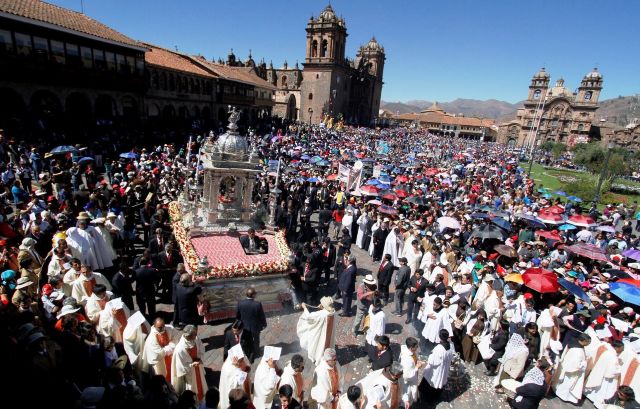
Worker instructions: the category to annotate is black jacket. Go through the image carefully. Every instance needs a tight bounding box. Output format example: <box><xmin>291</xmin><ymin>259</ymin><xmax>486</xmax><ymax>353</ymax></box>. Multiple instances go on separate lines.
<box><xmin>111</xmin><ymin>272</ymin><xmax>135</xmax><ymax>309</ymax></box>
<box><xmin>407</xmin><ymin>276</ymin><xmax>427</xmax><ymax>301</ymax></box>
<box><xmin>371</xmin><ymin>348</ymin><xmax>394</xmax><ymax>371</ymax></box>
<box><xmin>272</xmin><ymin>397</ymin><xmax>302</xmax><ymax>409</ymax></box>
<box><xmin>236</xmin><ymin>298</ymin><xmax>267</xmax><ymax>334</ymax></box>
<box><xmin>377</xmin><ymin>261</ymin><xmax>395</xmax><ymax>287</ymax></box>
<box><xmin>510</xmin><ymin>382</ymin><xmax>547</xmax><ymax>409</ymax></box>
<box><xmin>223</xmin><ymin>328</ymin><xmax>255</xmax><ymax>362</ymax></box>
<box><xmin>490</xmin><ymin>329</ymin><xmax>509</xmax><ymax>358</ymax></box>
<box><xmin>338</xmin><ymin>264</ymin><xmax>357</xmax><ymax>293</ymax></box>
<box><xmin>174</xmin><ymin>283</ymin><xmax>203</xmax><ymax>326</ymax></box>
<box><xmin>394</xmin><ymin>266</ymin><xmax>411</xmax><ymax>290</ymax></box>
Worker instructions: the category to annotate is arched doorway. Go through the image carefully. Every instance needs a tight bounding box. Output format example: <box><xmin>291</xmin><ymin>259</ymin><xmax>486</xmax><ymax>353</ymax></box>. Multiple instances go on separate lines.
<box><xmin>285</xmin><ymin>94</ymin><xmax>297</xmax><ymax>121</ymax></box>
<box><xmin>65</xmin><ymin>92</ymin><xmax>92</xmax><ymax>137</ymax></box>
<box><xmin>95</xmin><ymin>95</ymin><xmax>117</xmax><ymax>125</ymax></box>
<box><xmin>0</xmin><ymin>87</ymin><xmax>26</xmax><ymax>138</ymax></box>
<box><xmin>121</xmin><ymin>96</ymin><xmax>139</xmax><ymax>127</ymax></box>
<box><xmin>30</xmin><ymin>90</ymin><xmax>63</xmax><ymax>134</ymax></box>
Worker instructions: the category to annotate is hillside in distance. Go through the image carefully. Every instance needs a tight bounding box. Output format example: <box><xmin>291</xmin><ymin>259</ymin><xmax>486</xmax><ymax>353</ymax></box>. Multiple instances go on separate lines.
<box><xmin>595</xmin><ymin>95</ymin><xmax>640</xmax><ymax>126</ymax></box>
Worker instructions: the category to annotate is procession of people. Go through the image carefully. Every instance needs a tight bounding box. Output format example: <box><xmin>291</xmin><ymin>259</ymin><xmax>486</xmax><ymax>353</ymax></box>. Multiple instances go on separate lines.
<box><xmin>1</xmin><ymin>118</ymin><xmax>640</xmax><ymax>409</ymax></box>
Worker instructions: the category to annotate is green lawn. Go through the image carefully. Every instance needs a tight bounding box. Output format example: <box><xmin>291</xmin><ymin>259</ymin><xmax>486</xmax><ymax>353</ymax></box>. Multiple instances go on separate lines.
<box><xmin>527</xmin><ymin>163</ymin><xmax>640</xmax><ymax>209</ymax></box>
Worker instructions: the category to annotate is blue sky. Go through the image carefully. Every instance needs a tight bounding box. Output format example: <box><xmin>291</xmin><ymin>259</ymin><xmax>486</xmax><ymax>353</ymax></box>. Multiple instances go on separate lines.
<box><xmin>52</xmin><ymin>0</ymin><xmax>639</xmax><ymax>103</ymax></box>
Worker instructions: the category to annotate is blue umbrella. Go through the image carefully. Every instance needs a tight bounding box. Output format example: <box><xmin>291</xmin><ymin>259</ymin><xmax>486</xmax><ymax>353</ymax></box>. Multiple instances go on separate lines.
<box><xmin>50</xmin><ymin>145</ymin><xmax>78</xmax><ymax>154</ymax></box>
<box><xmin>558</xmin><ymin>278</ymin><xmax>590</xmax><ymax>302</ymax></box>
<box><xmin>558</xmin><ymin>224</ymin><xmax>577</xmax><ymax>231</ymax></box>
<box><xmin>366</xmin><ymin>179</ymin><xmax>380</xmax><ymax>186</ymax></box>
<box><xmin>567</xmin><ymin>196</ymin><xmax>583</xmax><ymax>202</ymax></box>
<box><xmin>379</xmin><ymin>175</ymin><xmax>392</xmax><ymax>183</ymax></box>
<box><xmin>310</xmin><ymin>156</ymin><xmax>322</xmax><ymax>163</ymax></box>
<box><xmin>542</xmin><ymin>193</ymin><xmax>552</xmax><ymax>199</ymax></box>
<box><xmin>317</xmin><ymin>160</ymin><xmax>330</xmax><ymax>167</ymax></box>
<box><xmin>491</xmin><ymin>216</ymin><xmax>512</xmax><ymax>231</ymax></box>
<box><xmin>119</xmin><ymin>152</ymin><xmax>139</xmax><ymax>159</ymax></box>
<box><xmin>300</xmin><ymin>154</ymin><xmax>311</xmax><ymax>160</ymax></box>
<box><xmin>77</xmin><ymin>156</ymin><xmax>94</xmax><ymax>165</ymax></box>
<box><xmin>554</xmin><ymin>190</ymin><xmax>567</xmax><ymax>196</ymax></box>
<box><xmin>470</xmin><ymin>212</ymin><xmax>491</xmax><ymax>220</ymax></box>
<box><xmin>307</xmin><ymin>177</ymin><xmax>319</xmax><ymax>183</ymax></box>
<box><xmin>609</xmin><ymin>282</ymin><xmax>640</xmax><ymax>306</ymax></box>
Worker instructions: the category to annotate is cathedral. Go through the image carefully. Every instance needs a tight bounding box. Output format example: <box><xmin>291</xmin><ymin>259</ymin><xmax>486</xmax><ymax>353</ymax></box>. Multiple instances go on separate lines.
<box><xmin>498</xmin><ymin>68</ymin><xmax>603</xmax><ymax>147</ymax></box>
<box><xmin>266</xmin><ymin>5</ymin><xmax>386</xmax><ymax>125</ymax></box>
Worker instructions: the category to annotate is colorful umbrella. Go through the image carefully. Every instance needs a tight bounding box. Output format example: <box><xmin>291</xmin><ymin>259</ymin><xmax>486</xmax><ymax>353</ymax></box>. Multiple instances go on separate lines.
<box><xmin>566</xmin><ymin>243</ymin><xmax>608</xmax><ymax>262</ymax></box>
<box><xmin>607</xmin><ymin>269</ymin><xmax>632</xmax><ymax>279</ymax></box>
<box><xmin>77</xmin><ymin>156</ymin><xmax>94</xmax><ymax>165</ymax></box>
<box><xmin>558</xmin><ymin>224</ymin><xmax>577</xmax><ymax>231</ymax></box>
<box><xmin>545</xmin><ymin>205</ymin><xmax>566</xmax><ymax>214</ymax></box>
<box><xmin>567</xmin><ymin>196</ymin><xmax>583</xmax><ymax>202</ymax></box>
<box><xmin>623</xmin><ymin>249</ymin><xmax>640</xmax><ymax>262</ymax></box>
<box><xmin>470</xmin><ymin>224</ymin><xmax>507</xmax><ymax>240</ymax></box>
<box><xmin>505</xmin><ymin>273</ymin><xmax>524</xmax><ymax>284</ymax></box>
<box><xmin>554</xmin><ymin>191</ymin><xmax>567</xmax><ymax>196</ymax></box>
<box><xmin>119</xmin><ymin>152</ymin><xmax>138</xmax><ymax>159</ymax></box>
<box><xmin>491</xmin><ymin>217</ymin><xmax>512</xmax><ymax>231</ymax></box>
<box><xmin>617</xmin><ymin>278</ymin><xmax>640</xmax><ymax>287</ymax></box>
<box><xmin>558</xmin><ymin>278</ymin><xmax>591</xmax><ymax>302</ymax></box>
<box><xmin>395</xmin><ymin>175</ymin><xmax>410</xmax><ymax>183</ymax></box>
<box><xmin>367</xmin><ymin>199</ymin><xmax>382</xmax><ymax>206</ymax></box>
<box><xmin>567</xmin><ymin>215</ymin><xmax>597</xmax><ymax>228</ymax></box>
<box><xmin>523</xmin><ymin>267</ymin><xmax>559</xmax><ymax>293</ymax></box>
<box><xmin>360</xmin><ymin>185</ymin><xmax>379</xmax><ymax>195</ymax></box>
<box><xmin>537</xmin><ymin>211</ymin><xmax>566</xmax><ymax>225</ymax></box>
<box><xmin>535</xmin><ymin>229</ymin><xmax>561</xmax><ymax>241</ymax></box>
<box><xmin>609</xmin><ymin>282</ymin><xmax>640</xmax><ymax>306</ymax></box>
<box><xmin>407</xmin><ymin>196</ymin><xmax>428</xmax><ymax>206</ymax></box>
<box><xmin>50</xmin><ymin>145</ymin><xmax>78</xmax><ymax>154</ymax></box>
<box><xmin>437</xmin><ymin>216</ymin><xmax>461</xmax><ymax>231</ymax></box>
<box><xmin>326</xmin><ymin>173</ymin><xmax>338</xmax><ymax>181</ymax></box>
<box><xmin>378</xmin><ymin>205</ymin><xmax>398</xmax><ymax>216</ymax></box>
<box><xmin>596</xmin><ymin>225</ymin><xmax>616</xmax><ymax>233</ymax></box>
<box><xmin>470</xmin><ymin>212</ymin><xmax>491</xmax><ymax>220</ymax></box>
<box><xmin>381</xmin><ymin>193</ymin><xmax>398</xmax><ymax>201</ymax></box>
<box><xmin>394</xmin><ymin>189</ymin><xmax>409</xmax><ymax>199</ymax></box>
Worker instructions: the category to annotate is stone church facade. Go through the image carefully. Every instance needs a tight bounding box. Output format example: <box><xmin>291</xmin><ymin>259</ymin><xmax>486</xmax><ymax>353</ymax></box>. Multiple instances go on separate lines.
<box><xmin>498</xmin><ymin>68</ymin><xmax>603</xmax><ymax>147</ymax></box>
<box><xmin>266</xmin><ymin>5</ymin><xmax>386</xmax><ymax>125</ymax></box>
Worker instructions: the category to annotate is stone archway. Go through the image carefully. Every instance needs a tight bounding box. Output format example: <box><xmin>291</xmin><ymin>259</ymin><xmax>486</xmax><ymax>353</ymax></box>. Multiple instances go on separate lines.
<box><xmin>95</xmin><ymin>94</ymin><xmax>117</xmax><ymax>120</ymax></box>
<box><xmin>285</xmin><ymin>94</ymin><xmax>297</xmax><ymax>121</ymax></box>
<box><xmin>30</xmin><ymin>89</ymin><xmax>63</xmax><ymax>132</ymax></box>
<box><xmin>0</xmin><ymin>87</ymin><xmax>26</xmax><ymax>137</ymax></box>
<box><xmin>121</xmin><ymin>95</ymin><xmax>139</xmax><ymax>126</ymax></box>
<box><xmin>65</xmin><ymin>92</ymin><xmax>92</xmax><ymax>136</ymax></box>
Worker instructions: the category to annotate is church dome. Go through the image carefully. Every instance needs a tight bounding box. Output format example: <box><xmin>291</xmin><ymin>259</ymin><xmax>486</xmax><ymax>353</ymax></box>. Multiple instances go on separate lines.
<box><xmin>533</xmin><ymin>67</ymin><xmax>550</xmax><ymax>79</ymax></box>
<box><xmin>318</xmin><ymin>5</ymin><xmax>337</xmax><ymax>22</ymax></box>
<box><xmin>364</xmin><ymin>37</ymin><xmax>384</xmax><ymax>52</ymax></box>
<box><xmin>549</xmin><ymin>78</ymin><xmax>573</xmax><ymax>98</ymax></box>
<box><xmin>216</xmin><ymin>132</ymin><xmax>248</xmax><ymax>156</ymax></box>
<box><xmin>585</xmin><ymin>67</ymin><xmax>602</xmax><ymax>79</ymax></box>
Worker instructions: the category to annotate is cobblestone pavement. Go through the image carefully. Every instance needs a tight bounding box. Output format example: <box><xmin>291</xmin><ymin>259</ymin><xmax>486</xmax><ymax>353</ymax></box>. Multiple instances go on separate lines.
<box><xmin>157</xmin><ymin>239</ymin><xmax>595</xmax><ymax>409</ymax></box>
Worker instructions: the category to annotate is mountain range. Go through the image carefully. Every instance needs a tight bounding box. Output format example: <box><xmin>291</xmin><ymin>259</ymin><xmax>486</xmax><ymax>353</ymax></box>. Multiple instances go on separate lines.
<box><xmin>381</xmin><ymin>95</ymin><xmax>640</xmax><ymax>126</ymax></box>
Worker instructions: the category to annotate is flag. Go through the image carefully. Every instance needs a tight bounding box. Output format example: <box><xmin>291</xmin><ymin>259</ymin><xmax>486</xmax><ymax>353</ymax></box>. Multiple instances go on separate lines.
<box><xmin>338</xmin><ymin>163</ymin><xmax>352</xmax><ymax>183</ymax></box>
<box><xmin>268</xmin><ymin>160</ymin><xmax>280</xmax><ymax>173</ymax></box>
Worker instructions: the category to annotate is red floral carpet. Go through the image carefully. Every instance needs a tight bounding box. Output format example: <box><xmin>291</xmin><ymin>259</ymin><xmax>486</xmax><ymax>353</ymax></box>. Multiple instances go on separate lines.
<box><xmin>190</xmin><ymin>234</ymin><xmax>281</xmax><ymax>267</ymax></box>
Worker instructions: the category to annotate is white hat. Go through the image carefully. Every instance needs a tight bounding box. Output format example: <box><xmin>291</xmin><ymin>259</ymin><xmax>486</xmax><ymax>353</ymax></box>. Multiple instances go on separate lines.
<box><xmin>383</xmin><ymin>218</ymin><xmax>390</xmax><ymax>223</ymax></box>
<box><xmin>15</xmin><ymin>277</ymin><xmax>33</xmax><ymax>290</ymax></box>
<box><xmin>517</xmin><ymin>261</ymin><xmax>528</xmax><ymax>268</ymax></box>
<box><xmin>56</xmin><ymin>304</ymin><xmax>81</xmax><ymax>319</ymax></box>
<box><xmin>628</xmin><ymin>263</ymin><xmax>640</xmax><ymax>270</ymax></box>
<box><xmin>34</xmin><ymin>189</ymin><xmax>46</xmax><ymax>196</ymax></box>
<box><xmin>596</xmin><ymin>283</ymin><xmax>610</xmax><ymax>292</ymax></box>
<box><xmin>623</xmin><ymin>306</ymin><xmax>635</xmax><ymax>315</ymax></box>
<box><xmin>90</xmin><ymin>217</ymin><xmax>106</xmax><ymax>224</ymax></box>
<box><xmin>106</xmin><ymin>212</ymin><xmax>117</xmax><ymax>219</ymax></box>
<box><xmin>554</xmin><ymin>267</ymin><xmax>566</xmax><ymax>275</ymax></box>
<box><xmin>320</xmin><ymin>296</ymin><xmax>335</xmax><ymax>313</ymax></box>
<box><xmin>363</xmin><ymin>274</ymin><xmax>377</xmax><ymax>286</ymax></box>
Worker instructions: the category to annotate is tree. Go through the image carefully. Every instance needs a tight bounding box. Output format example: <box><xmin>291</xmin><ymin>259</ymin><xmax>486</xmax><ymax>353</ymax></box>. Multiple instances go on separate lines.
<box><xmin>573</xmin><ymin>143</ymin><xmax>629</xmax><ymax>178</ymax></box>
<box><xmin>540</xmin><ymin>141</ymin><xmax>566</xmax><ymax>159</ymax></box>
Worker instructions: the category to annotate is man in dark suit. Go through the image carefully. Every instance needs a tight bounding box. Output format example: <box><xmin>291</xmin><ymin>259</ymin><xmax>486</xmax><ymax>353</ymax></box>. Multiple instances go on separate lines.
<box><xmin>111</xmin><ymin>263</ymin><xmax>135</xmax><ymax>310</ymax></box>
<box><xmin>148</xmin><ymin>227</ymin><xmax>168</xmax><ymax>256</ymax></box>
<box><xmin>338</xmin><ymin>254</ymin><xmax>357</xmax><ymax>317</ymax></box>
<box><xmin>156</xmin><ymin>242</ymin><xmax>183</xmax><ymax>300</ymax></box>
<box><xmin>333</xmin><ymin>227</ymin><xmax>351</xmax><ymax>279</ymax></box>
<box><xmin>236</xmin><ymin>287</ymin><xmax>267</xmax><ymax>357</ymax></box>
<box><xmin>174</xmin><ymin>273</ymin><xmax>203</xmax><ymax>327</ymax></box>
<box><xmin>317</xmin><ymin>203</ymin><xmax>332</xmax><ymax>240</ymax></box>
<box><xmin>406</xmin><ymin>269</ymin><xmax>427</xmax><ymax>324</ymax></box>
<box><xmin>271</xmin><ymin>384</ymin><xmax>302</xmax><ymax>409</ymax></box>
<box><xmin>301</xmin><ymin>241</ymin><xmax>322</xmax><ymax>304</ymax></box>
<box><xmin>223</xmin><ymin>319</ymin><xmax>255</xmax><ymax>363</ymax></box>
<box><xmin>394</xmin><ymin>257</ymin><xmax>411</xmax><ymax>316</ymax></box>
<box><xmin>320</xmin><ymin>236</ymin><xmax>336</xmax><ymax>283</ymax></box>
<box><xmin>135</xmin><ymin>264</ymin><xmax>158</xmax><ymax>317</ymax></box>
<box><xmin>485</xmin><ymin>319</ymin><xmax>510</xmax><ymax>376</ymax></box>
<box><xmin>239</xmin><ymin>228</ymin><xmax>268</xmax><ymax>255</ymax></box>
<box><xmin>370</xmin><ymin>335</ymin><xmax>394</xmax><ymax>371</ymax></box>
<box><xmin>376</xmin><ymin>254</ymin><xmax>395</xmax><ymax>305</ymax></box>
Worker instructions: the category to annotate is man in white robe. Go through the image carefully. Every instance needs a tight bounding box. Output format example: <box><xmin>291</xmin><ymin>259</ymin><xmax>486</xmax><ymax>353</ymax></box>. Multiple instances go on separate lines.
<box><xmin>337</xmin><ymin>385</ymin><xmax>363</xmax><ymax>409</ymax></box>
<box><xmin>123</xmin><ymin>311</ymin><xmax>150</xmax><ymax>374</ymax></box>
<box><xmin>620</xmin><ymin>334</ymin><xmax>640</xmax><ymax>399</ymax></box>
<box><xmin>366</xmin><ymin>301</ymin><xmax>386</xmax><ymax>354</ymax></box>
<box><xmin>383</xmin><ymin>227</ymin><xmax>404</xmax><ymax>267</ymax></box>
<box><xmin>585</xmin><ymin>340</ymin><xmax>625</xmax><ymax>409</ymax></box>
<box><xmin>218</xmin><ymin>354</ymin><xmax>251</xmax><ymax>409</ymax></box>
<box><xmin>483</xmin><ymin>288</ymin><xmax>503</xmax><ymax>332</ymax></box>
<box><xmin>553</xmin><ymin>333</ymin><xmax>591</xmax><ymax>404</ymax></box>
<box><xmin>420</xmin><ymin>329</ymin><xmax>455</xmax><ymax>397</ymax></box>
<box><xmin>355</xmin><ymin>212</ymin><xmax>370</xmax><ymax>249</ymax></box>
<box><xmin>279</xmin><ymin>354</ymin><xmax>306</xmax><ymax>404</ymax></box>
<box><xmin>143</xmin><ymin>318</ymin><xmax>180</xmax><ymax>382</ymax></box>
<box><xmin>311</xmin><ymin>348</ymin><xmax>341</xmax><ymax>409</ymax></box>
<box><xmin>97</xmin><ymin>296</ymin><xmax>131</xmax><ymax>343</ymax></box>
<box><xmin>71</xmin><ymin>264</ymin><xmax>111</xmax><ymax>305</ymax></box>
<box><xmin>404</xmin><ymin>240</ymin><xmax>423</xmax><ymax>274</ymax></box>
<box><xmin>91</xmin><ymin>218</ymin><xmax>117</xmax><ymax>262</ymax></box>
<box><xmin>297</xmin><ymin>296</ymin><xmax>336</xmax><ymax>365</ymax></box>
<box><xmin>421</xmin><ymin>297</ymin><xmax>453</xmax><ymax>348</ymax></box>
<box><xmin>536</xmin><ymin>306</ymin><xmax>561</xmax><ymax>359</ymax></box>
<box><xmin>400</xmin><ymin>337</ymin><xmax>425</xmax><ymax>406</ymax></box>
<box><xmin>171</xmin><ymin>325</ymin><xmax>208</xmax><ymax>402</ymax></box>
<box><xmin>66</xmin><ymin>216</ymin><xmax>113</xmax><ymax>271</ymax></box>
<box><xmin>356</xmin><ymin>363</ymin><xmax>404</xmax><ymax>409</ymax></box>
<box><xmin>253</xmin><ymin>355</ymin><xmax>281</xmax><ymax>409</ymax></box>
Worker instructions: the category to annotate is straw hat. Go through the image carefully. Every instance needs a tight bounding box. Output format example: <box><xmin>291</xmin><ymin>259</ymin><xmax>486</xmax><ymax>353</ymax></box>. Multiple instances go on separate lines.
<box><xmin>363</xmin><ymin>274</ymin><xmax>377</xmax><ymax>286</ymax></box>
<box><xmin>76</xmin><ymin>212</ymin><xmax>90</xmax><ymax>220</ymax></box>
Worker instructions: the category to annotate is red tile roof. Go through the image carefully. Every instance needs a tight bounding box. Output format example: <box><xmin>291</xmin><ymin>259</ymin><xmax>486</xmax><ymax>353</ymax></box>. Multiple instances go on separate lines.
<box><xmin>144</xmin><ymin>44</ymin><xmax>215</xmax><ymax>77</ymax></box>
<box><xmin>191</xmin><ymin>57</ymin><xmax>276</xmax><ymax>90</ymax></box>
<box><xmin>0</xmin><ymin>0</ymin><xmax>142</xmax><ymax>49</ymax></box>
<box><xmin>394</xmin><ymin>111</ymin><xmax>494</xmax><ymax>128</ymax></box>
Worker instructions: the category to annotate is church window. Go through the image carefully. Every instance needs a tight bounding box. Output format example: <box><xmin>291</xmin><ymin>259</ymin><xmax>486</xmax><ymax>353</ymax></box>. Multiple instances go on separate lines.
<box><xmin>584</xmin><ymin>91</ymin><xmax>593</xmax><ymax>101</ymax></box>
<box><xmin>321</xmin><ymin>40</ymin><xmax>328</xmax><ymax>57</ymax></box>
<box><xmin>312</xmin><ymin>40</ymin><xmax>318</xmax><ymax>57</ymax></box>
<box><xmin>527</xmin><ymin>120</ymin><xmax>533</xmax><ymax>127</ymax></box>
<box><xmin>578</xmin><ymin>124</ymin><xmax>584</xmax><ymax>131</ymax></box>
<box><xmin>308</xmin><ymin>93</ymin><xmax>313</xmax><ymax>100</ymax></box>
<box><xmin>551</xmin><ymin>118</ymin><xmax>559</xmax><ymax>128</ymax></box>
<box><xmin>281</xmin><ymin>75</ymin><xmax>287</xmax><ymax>87</ymax></box>
<box><xmin>316</xmin><ymin>74</ymin><xmax>319</xmax><ymax>79</ymax></box>
<box><xmin>533</xmin><ymin>89</ymin><xmax>541</xmax><ymax>99</ymax></box>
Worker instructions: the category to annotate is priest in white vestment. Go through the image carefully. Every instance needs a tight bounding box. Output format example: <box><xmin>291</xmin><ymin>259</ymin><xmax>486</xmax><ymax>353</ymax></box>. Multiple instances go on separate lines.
<box><xmin>253</xmin><ymin>355</ymin><xmax>282</xmax><ymax>409</ymax></box>
<box><xmin>553</xmin><ymin>333</ymin><xmax>591</xmax><ymax>404</ymax></box>
<box><xmin>279</xmin><ymin>354</ymin><xmax>306</xmax><ymax>404</ymax></box>
<box><xmin>383</xmin><ymin>227</ymin><xmax>404</xmax><ymax>267</ymax></box>
<box><xmin>297</xmin><ymin>297</ymin><xmax>336</xmax><ymax>365</ymax></box>
<box><xmin>123</xmin><ymin>311</ymin><xmax>150</xmax><ymax>373</ymax></box>
<box><xmin>420</xmin><ymin>329</ymin><xmax>455</xmax><ymax>396</ymax></box>
<box><xmin>536</xmin><ymin>306</ymin><xmax>561</xmax><ymax>359</ymax></box>
<box><xmin>366</xmin><ymin>301</ymin><xmax>386</xmax><ymax>355</ymax></box>
<box><xmin>218</xmin><ymin>354</ymin><xmax>252</xmax><ymax>409</ymax></box>
<box><xmin>310</xmin><ymin>348</ymin><xmax>341</xmax><ymax>409</ymax></box>
<box><xmin>355</xmin><ymin>212</ymin><xmax>370</xmax><ymax>249</ymax></box>
<box><xmin>171</xmin><ymin>325</ymin><xmax>208</xmax><ymax>402</ymax></box>
<box><xmin>404</xmin><ymin>240</ymin><xmax>423</xmax><ymax>274</ymax></box>
<box><xmin>66</xmin><ymin>216</ymin><xmax>112</xmax><ymax>271</ymax></box>
<box><xmin>97</xmin><ymin>296</ymin><xmax>131</xmax><ymax>343</ymax></box>
<box><xmin>71</xmin><ymin>264</ymin><xmax>111</xmax><ymax>305</ymax></box>
<box><xmin>337</xmin><ymin>386</ymin><xmax>362</xmax><ymax>409</ymax></box>
<box><xmin>421</xmin><ymin>297</ymin><xmax>453</xmax><ymax>346</ymax></box>
<box><xmin>143</xmin><ymin>318</ymin><xmax>180</xmax><ymax>382</ymax></box>
<box><xmin>400</xmin><ymin>338</ymin><xmax>425</xmax><ymax>406</ymax></box>
<box><xmin>585</xmin><ymin>340</ymin><xmax>625</xmax><ymax>409</ymax></box>
<box><xmin>356</xmin><ymin>363</ymin><xmax>404</xmax><ymax>409</ymax></box>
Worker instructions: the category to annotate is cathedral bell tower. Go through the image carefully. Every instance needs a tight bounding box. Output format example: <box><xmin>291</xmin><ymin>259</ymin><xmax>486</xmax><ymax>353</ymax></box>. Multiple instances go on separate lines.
<box><xmin>527</xmin><ymin>67</ymin><xmax>550</xmax><ymax>101</ymax></box>
<box><xmin>577</xmin><ymin>68</ymin><xmax>603</xmax><ymax>103</ymax></box>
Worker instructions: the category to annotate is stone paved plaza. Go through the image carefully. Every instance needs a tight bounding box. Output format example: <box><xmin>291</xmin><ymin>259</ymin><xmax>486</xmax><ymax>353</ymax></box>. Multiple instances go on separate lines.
<box><xmin>158</xmin><ymin>241</ymin><xmax>594</xmax><ymax>409</ymax></box>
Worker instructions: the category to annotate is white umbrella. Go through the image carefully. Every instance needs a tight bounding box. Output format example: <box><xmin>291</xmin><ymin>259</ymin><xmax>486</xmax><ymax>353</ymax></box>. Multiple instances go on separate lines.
<box><xmin>437</xmin><ymin>216</ymin><xmax>461</xmax><ymax>232</ymax></box>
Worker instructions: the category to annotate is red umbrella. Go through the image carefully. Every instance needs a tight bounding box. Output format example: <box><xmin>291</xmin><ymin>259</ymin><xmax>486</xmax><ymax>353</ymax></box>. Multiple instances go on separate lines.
<box><xmin>378</xmin><ymin>205</ymin><xmax>398</xmax><ymax>215</ymax></box>
<box><xmin>618</xmin><ymin>278</ymin><xmax>640</xmax><ymax>287</ymax></box>
<box><xmin>537</xmin><ymin>211</ymin><xmax>566</xmax><ymax>225</ymax></box>
<box><xmin>360</xmin><ymin>185</ymin><xmax>379</xmax><ymax>195</ymax></box>
<box><xmin>545</xmin><ymin>205</ymin><xmax>566</xmax><ymax>214</ymax></box>
<box><xmin>395</xmin><ymin>189</ymin><xmax>409</xmax><ymax>198</ymax></box>
<box><xmin>567</xmin><ymin>214</ymin><xmax>597</xmax><ymax>227</ymax></box>
<box><xmin>535</xmin><ymin>230</ymin><xmax>561</xmax><ymax>241</ymax></box>
<box><xmin>382</xmin><ymin>193</ymin><xmax>398</xmax><ymax>201</ymax></box>
<box><xmin>566</xmin><ymin>243</ymin><xmax>609</xmax><ymax>262</ymax></box>
<box><xmin>367</xmin><ymin>199</ymin><xmax>382</xmax><ymax>206</ymax></box>
<box><xmin>355</xmin><ymin>152</ymin><xmax>365</xmax><ymax>159</ymax></box>
<box><xmin>395</xmin><ymin>175</ymin><xmax>410</xmax><ymax>183</ymax></box>
<box><xmin>326</xmin><ymin>173</ymin><xmax>338</xmax><ymax>181</ymax></box>
<box><xmin>425</xmin><ymin>168</ymin><xmax>439</xmax><ymax>176</ymax></box>
<box><xmin>523</xmin><ymin>267</ymin><xmax>559</xmax><ymax>293</ymax></box>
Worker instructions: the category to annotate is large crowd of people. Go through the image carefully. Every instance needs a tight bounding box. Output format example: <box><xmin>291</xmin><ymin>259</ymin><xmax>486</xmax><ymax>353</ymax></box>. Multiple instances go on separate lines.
<box><xmin>1</xmin><ymin>121</ymin><xmax>639</xmax><ymax>409</ymax></box>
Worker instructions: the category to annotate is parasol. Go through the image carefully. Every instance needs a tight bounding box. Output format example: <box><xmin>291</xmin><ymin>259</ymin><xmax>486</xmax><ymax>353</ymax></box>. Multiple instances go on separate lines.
<box><xmin>609</xmin><ymin>282</ymin><xmax>640</xmax><ymax>306</ymax></box>
<box><xmin>596</xmin><ymin>225</ymin><xmax>616</xmax><ymax>233</ymax></box>
<box><xmin>494</xmin><ymin>244</ymin><xmax>517</xmax><ymax>258</ymax></box>
<box><xmin>558</xmin><ymin>278</ymin><xmax>591</xmax><ymax>302</ymax></box>
<box><xmin>565</xmin><ymin>243</ymin><xmax>608</xmax><ymax>262</ymax></box>
<box><xmin>50</xmin><ymin>145</ymin><xmax>78</xmax><ymax>154</ymax></box>
<box><xmin>545</xmin><ymin>205</ymin><xmax>566</xmax><ymax>214</ymax></box>
<box><xmin>535</xmin><ymin>230</ymin><xmax>561</xmax><ymax>241</ymax></box>
<box><xmin>437</xmin><ymin>216</ymin><xmax>461</xmax><ymax>231</ymax></box>
<box><xmin>407</xmin><ymin>196</ymin><xmax>429</xmax><ymax>206</ymax></box>
<box><xmin>367</xmin><ymin>199</ymin><xmax>382</xmax><ymax>206</ymax></box>
<box><xmin>617</xmin><ymin>278</ymin><xmax>640</xmax><ymax>287</ymax></box>
<box><xmin>470</xmin><ymin>224</ymin><xmax>507</xmax><ymax>240</ymax></box>
<box><xmin>360</xmin><ymin>185</ymin><xmax>379</xmax><ymax>196</ymax></box>
<box><xmin>491</xmin><ymin>217</ymin><xmax>512</xmax><ymax>231</ymax></box>
<box><xmin>567</xmin><ymin>215</ymin><xmax>597</xmax><ymax>228</ymax></box>
<box><xmin>505</xmin><ymin>273</ymin><xmax>524</xmax><ymax>284</ymax></box>
<box><xmin>558</xmin><ymin>224</ymin><xmax>577</xmax><ymax>231</ymax></box>
<box><xmin>119</xmin><ymin>152</ymin><xmax>139</xmax><ymax>159</ymax></box>
<box><xmin>77</xmin><ymin>156</ymin><xmax>94</xmax><ymax>165</ymax></box>
<box><xmin>622</xmin><ymin>249</ymin><xmax>640</xmax><ymax>262</ymax></box>
<box><xmin>522</xmin><ymin>267</ymin><xmax>559</xmax><ymax>293</ymax></box>
<box><xmin>537</xmin><ymin>211</ymin><xmax>566</xmax><ymax>225</ymax></box>
<box><xmin>378</xmin><ymin>205</ymin><xmax>398</xmax><ymax>216</ymax></box>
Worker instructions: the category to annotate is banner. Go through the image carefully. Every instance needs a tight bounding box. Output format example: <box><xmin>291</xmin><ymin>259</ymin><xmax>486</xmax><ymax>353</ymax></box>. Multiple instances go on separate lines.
<box><xmin>267</xmin><ymin>159</ymin><xmax>280</xmax><ymax>173</ymax></box>
<box><xmin>373</xmin><ymin>164</ymin><xmax>383</xmax><ymax>178</ymax></box>
<box><xmin>376</xmin><ymin>141</ymin><xmax>390</xmax><ymax>155</ymax></box>
<box><xmin>339</xmin><ymin>162</ymin><xmax>362</xmax><ymax>191</ymax></box>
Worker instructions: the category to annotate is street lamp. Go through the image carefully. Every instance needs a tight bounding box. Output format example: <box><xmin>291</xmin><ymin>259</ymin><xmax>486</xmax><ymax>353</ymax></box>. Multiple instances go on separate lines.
<box><xmin>308</xmin><ymin>107</ymin><xmax>313</xmax><ymax>124</ymax></box>
<box><xmin>593</xmin><ymin>142</ymin><xmax>615</xmax><ymax>204</ymax></box>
